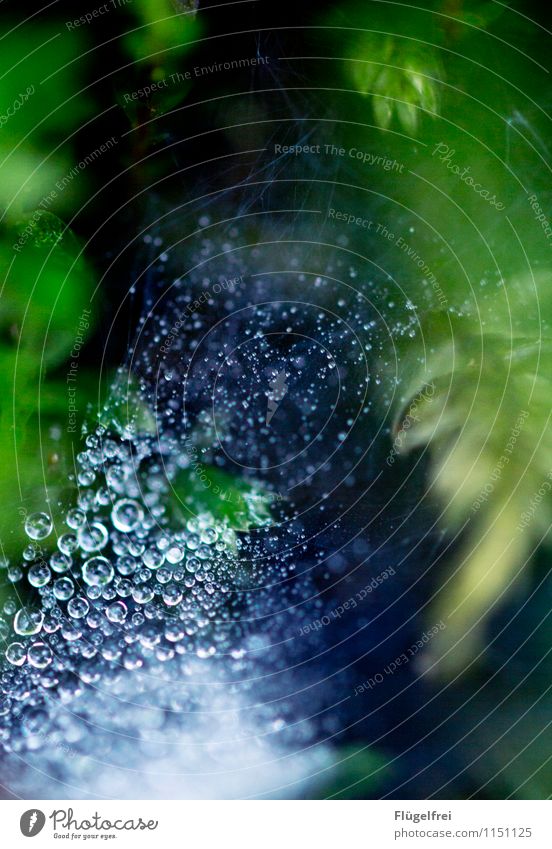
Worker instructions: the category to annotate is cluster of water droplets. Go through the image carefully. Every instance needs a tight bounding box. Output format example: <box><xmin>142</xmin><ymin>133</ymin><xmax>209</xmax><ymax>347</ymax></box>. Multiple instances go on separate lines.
<box><xmin>0</xmin><ymin>398</ymin><xmax>338</xmax><ymax>798</ymax></box>
<box><xmin>0</xmin><ymin>418</ymin><xmax>262</xmax><ymax>780</ymax></box>
<box><xmin>4</xmin><ymin>435</ymin><xmax>238</xmax><ymax>670</ymax></box>
<box><xmin>0</xmin><ymin>210</ymin><xmax>421</xmax><ymax>796</ymax></box>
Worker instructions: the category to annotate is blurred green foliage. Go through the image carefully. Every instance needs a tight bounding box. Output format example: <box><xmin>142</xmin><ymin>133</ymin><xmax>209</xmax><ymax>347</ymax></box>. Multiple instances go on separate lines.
<box><xmin>321</xmin><ymin>0</ymin><xmax>552</xmax><ymax>671</ymax></box>
<box><xmin>314</xmin><ymin>746</ymin><xmax>390</xmax><ymax>799</ymax></box>
<box><xmin>0</xmin><ymin>23</ymin><xmax>93</xmax><ymax>216</ymax></box>
<box><xmin>0</xmin><ymin>221</ymin><xmax>96</xmax><ymax>560</ymax></box>
<box><xmin>120</xmin><ymin>0</ymin><xmax>201</xmax><ymax>125</ymax></box>
<box><xmin>349</xmin><ymin>36</ymin><xmax>442</xmax><ymax>135</ymax></box>
<box><xmin>387</xmin><ymin>306</ymin><xmax>552</xmax><ymax>671</ymax></box>
<box><xmin>0</xmin><ymin>0</ymin><xmax>203</xmax><ymax>569</ymax></box>
<box><xmin>0</xmin><ymin>20</ymin><xmax>99</xmax><ymax>565</ymax></box>
<box><xmin>123</xmin><ymin>0</ymin><xmax>201</xmax><ymax>67</ymax></box>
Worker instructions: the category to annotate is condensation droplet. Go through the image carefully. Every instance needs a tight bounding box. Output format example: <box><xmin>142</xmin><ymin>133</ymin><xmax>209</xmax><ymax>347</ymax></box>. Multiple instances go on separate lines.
<box><xmin>82</xmin><ymin>556</ymin><xmax>114</xmax><ymax>587</ymax></box>
<box><xmin>14</xmin><ymin>607</ymin><xmax>44</xmax><ymax>637</ymax></box>
<box><xmin>111</xmin><ymin>499</ymin><xmax>144</xmax><ymax>533</ymax></box>
<box><xmin>5</xmin><ymin>642</ymin><xmax>26</xmax><ymax>666</ymax></box>
<box><xmin>24</xmin><ymin>512</ymin><xmax>53</xmax><ymax>541</ymax></box>
<box><xmin>27</xmin><ymin>642</ymin><xmax>52</xmax><ymax>669</ymax></box>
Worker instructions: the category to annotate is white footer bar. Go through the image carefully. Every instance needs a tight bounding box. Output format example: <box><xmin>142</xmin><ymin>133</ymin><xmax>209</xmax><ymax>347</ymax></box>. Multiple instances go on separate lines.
<box><xmin>3</xmin><ymin>800</ymin><xmax>550</xmax><ymax>848</ymax></box>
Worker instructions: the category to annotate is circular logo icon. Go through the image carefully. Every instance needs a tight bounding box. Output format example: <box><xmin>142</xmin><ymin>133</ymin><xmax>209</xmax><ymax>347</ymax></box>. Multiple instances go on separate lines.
<box><xmin>20</xmin><ymin>809</ymin><xmax>46</xmax><ymax>837</ymax></box>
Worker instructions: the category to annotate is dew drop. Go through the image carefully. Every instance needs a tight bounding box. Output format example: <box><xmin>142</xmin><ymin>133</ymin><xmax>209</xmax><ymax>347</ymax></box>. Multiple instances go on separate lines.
<box><xmin>67</xmin><ymin>597</ymin><xmax>90</xmax><ymax>619</ymax></box>
<box><xmin>111</xmin><ymin>499</ymin><xmax>144</xmax><ymax>533</ymax></box>
<box><xmin>53</xmin><ymin>577</ymin><xmax>74</xmax><ymax>601</ymax></box>
<box><xmin>66</xmin><ymin>508</ymin><xmax>86</xmax><ymax>530</ymax></box>
<box><xmin>142</xmin><ymin>548</ymin><xmax>164</xmax><ymax>569</ymax></box>
<box><xmin>82</xmin><ymin>556</ymin><xmax>114</xmax><ymax>587</ymax></box>
<box><xmin>6</xmin><ymin>642</ymin><xmax>26</xmax><ymax>666</ymax></box>
<box><xmin>28</xmin><ymin>563</ymin><xmax>51</xmax><ymax>588</ymax></box>
<box><xmin>50</xmin><ymin>551</ymin><xmax>72</xmax><ymax>574</ymax></box>
<box><xmin>14</xmin><ymin>607</ymin><xmax>44</xmax><ymax>636</ymax></box>
<box><xmin>78</xmin><ymin>523</ymin><xmax>109</xmax><ymax>552</ymax></box>
<box><xmin>162</xmin><ymin>584</ymin><xmax>183</xmax><ymax>606</ymax></box>
<box><xmin>24</xmin><ymin>512</ymin><xmax>53</xmax><ymax>541</ymax></box>
<box><xmin>58</xmin><ymin>533</ymin><xmax>78</xmax><ymax>555</ymax></box>
<box><xmin>106</xmin><ymin>601</ymin><xmax>127</xmax><ymax>623</ymax></box>
<box><xmin>27</xmin><ymin>642</ymin><xmax>53</xmax><ymax>669</ymax></box>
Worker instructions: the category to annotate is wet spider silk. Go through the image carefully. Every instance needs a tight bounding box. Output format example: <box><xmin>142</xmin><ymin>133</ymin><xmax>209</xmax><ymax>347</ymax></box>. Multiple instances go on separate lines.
<box><xmin>0</xmin><ymin>90</ymin><xmax>478</xmax><ymax>798</ymax></box>
<box><xmin>0</xmin><ymin>203</ymin><xmax>444</xmax><ymax>798</ymax></box>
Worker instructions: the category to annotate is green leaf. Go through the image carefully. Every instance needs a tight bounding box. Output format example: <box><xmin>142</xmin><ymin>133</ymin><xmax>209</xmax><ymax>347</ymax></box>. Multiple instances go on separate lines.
<box><xmin>345</xmin><ymin>33</ymin><xmax>442</xmax><ymax>135</ymax></box>
<box><xmin>171</xmin><ymin>464</ymin><xmax>277</xmax><ymax>532</ymax></box>
<box><xmin>98</xmin><ymin>369</ymin><xmax>156</xmax><ymax>439</ymax></box>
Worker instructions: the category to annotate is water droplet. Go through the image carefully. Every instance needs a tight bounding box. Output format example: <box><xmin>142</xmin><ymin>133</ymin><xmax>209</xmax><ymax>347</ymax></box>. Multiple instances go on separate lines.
<box><xmin>201</xmin><ymin>527</ymin><xmax>218</xmax><ymax>544</ymax></box>
<box><xmin>67</xmin><ymin>596</ymin><xmax>90</xmax><ymax>619</ymax></box>
<box><xmin>27</xmin><ymin>642</ymin><xmax>52</xmax><ymax>669</ymax></box>
<box><xmin>6</xmin><ymin>642</ymin><xmax>26</xmax><ymax>666</ymax></box>
<box><xmin>58</xmin><ymin>533</ymin><xmax>78</xmax><ymax>555</ymax></box>
<box><xmin>24</xmin><ymin>512</ymin><xmax>53</xmax><ymax>541</ymax></box>
<box><xmin>165</xmin><ymin>621</ymin><xmax>185</xmax><ymax>642</ymax></box>
<box><xmin>111</xmin><ymin>499</ymin><xmax>144</xmax><ymax>533</ymax></box>
<box><xmin>132</xmin><ymin>586</ymin><xmax>154</xmax><ymax>605</ymax></box>
<box><xmin>28</xmin><ymin>562</ymin><xmax>51</xmax><ymax>587</ymax></box>
<box><xmin>78</xmin><ymin>523</ymin><xmax>109</xmax><ymax>552</ymax></box>
<box><xmin>14</xmin><ymin>607</ymin><xmax>44</xmax><ymax>636</ymax></box>
<box><xmin>185</xmin><ymin>556</ymin><xmax>200</xmax><ymax>574</ymax></box>
<box><xmin>106</xmin><ymin>601</ymin><xmax>127</xmax><ymax>623</ymax></box>
<box><xmin>23</xmin><ymin>544</ymin><xmax>40</xmax><ymax>561</ymax></box>
<box><xmin>162</xmin><ymin>584</ymin><xmax>183</xmax><ymax>606</ymax></box>
<box><xmin>53</xmin><ymin>577</ymin><xmax>74</xmax><ymax>601</ymax></box>
<box><xmin>165</xmin><ymin>545</ymin><xmax>184</xmax><ymax>564</ymax></box>
<box><xmin>7</xmin><ymin>565</ymin><xmax>23</xmax><ymax>582</ymax></box>
<box><xmin>50</xmin><ymin>551</ymin><xmax>72</xmax><ymax>574</ymax></box>
<box><xmin>115</xmin><ymin>556</ymin><xmax>135</xmax><ymax>576</ymax></box>
<box><xmin>66</xmin><ymin>508</ymin><xmax>86</xmax><ymax>529</ymax></box>
<box><xmin>186</xmin><ymin>534</ymin><xmax>200</xmax><ymax>551</ymax></box>
<box><xmin>142</xmin><ymin>548</ymin><xmax>164</xmax><ymax>569</ymax></box>
<box><xmin>82</xmin><ymin>556</ymin><xmax>114</xmax><ymax>587</ymax></box>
